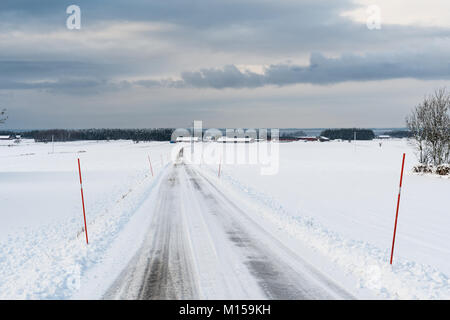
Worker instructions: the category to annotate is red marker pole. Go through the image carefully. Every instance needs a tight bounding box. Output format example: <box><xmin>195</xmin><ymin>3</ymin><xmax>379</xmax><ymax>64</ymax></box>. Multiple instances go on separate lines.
<box><xmin>77</xmin><ymin>158</ymin><xmax>89</xmax><ymax>245</ymax></box>
<box><xmin>390</xmin><ymin>153</ymin><xmax>406</xmax><ymax>264</ymax></box>
<box><xmin>148</xmin><ymin>155</ymin><xmax>154</xmax><ymax>177</ymax></box>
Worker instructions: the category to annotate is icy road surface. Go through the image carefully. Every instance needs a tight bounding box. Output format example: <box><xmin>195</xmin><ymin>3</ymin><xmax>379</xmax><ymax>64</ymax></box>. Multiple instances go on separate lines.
<box><xmin>104</xmin><ymin>161</ymin><xmax>354</xmax><ymax>300</ymax></box>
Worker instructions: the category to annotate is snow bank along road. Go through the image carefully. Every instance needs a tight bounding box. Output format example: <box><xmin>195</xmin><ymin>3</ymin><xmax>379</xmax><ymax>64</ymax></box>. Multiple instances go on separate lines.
<box><xmin>105</xmin><ymin>158</ymin><xmax>355</xmax><ymax>299</ymax></box>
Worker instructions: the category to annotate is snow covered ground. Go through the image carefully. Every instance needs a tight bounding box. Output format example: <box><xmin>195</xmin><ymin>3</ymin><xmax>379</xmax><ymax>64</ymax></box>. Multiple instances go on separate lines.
<box><xmin>199</xmin><ymin>139</ymin><xmax>450</xmax><ymax>299</ymax></box>
<box><xmin>0</xmin><ymin>138</ymin><xmax>449</xmax><ymax>299</ymax></box>
<box><xmin>0</xmin><ymin>139</ymin><xmax>173</xmax><ymax>299</ymax></box>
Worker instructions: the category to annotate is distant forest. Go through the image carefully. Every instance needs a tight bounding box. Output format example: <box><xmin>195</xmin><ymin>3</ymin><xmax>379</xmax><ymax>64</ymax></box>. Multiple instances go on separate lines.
<box><xmin>0</xmin><ymin>128</ymin><xmax>412</xmax><ymax>142</ymax></box>
<box><xmin>0</xmin><ymin>129</ymin><xmax>173</xmax><ymax>142</ymax></box>
<box><xmin>280</xmin><ymin>130</ymin><xmax>306</xmax><ymax>140</ymax></box>
<box><xmin>320</xmin><ymin>128</ymin><xmax>375</xmax><ymax>140</ymax></box>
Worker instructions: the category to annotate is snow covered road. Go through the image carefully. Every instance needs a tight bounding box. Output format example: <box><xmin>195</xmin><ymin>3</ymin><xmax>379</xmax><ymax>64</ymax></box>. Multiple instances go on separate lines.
<box><xmin>105</xmin><ymin>159</ymin><xmax>354</xmax><ymax>300</ymax></box>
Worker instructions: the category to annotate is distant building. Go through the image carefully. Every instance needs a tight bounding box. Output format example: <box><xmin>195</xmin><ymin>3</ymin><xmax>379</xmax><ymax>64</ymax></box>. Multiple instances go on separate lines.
<box><xmin>296</xmin><ymin>136</ymin><xmax>330</xmax><ymax>142</ymax></box>
<box><xmin>318</xmin><ymin>136</ymin><xmax>330</xmax><ymax>142</ymax></box>
<box><xmin>217</xmin><ymin>137</ymin><xmax>254</xmax><ymax>143</ymax></box>
<box><xmin>0</xmin><ymin>135</ymin><xmax>12</xmax><ymax>140</ymax></box>
<box><xmin>175</xmin><ymin>136</ymin><xmax>200</xmax><ymax>143</ymax></box>
<box><xmin>279</xmin><ymin>137</ymin><xmax>300</xmax><ymax>142</ymax></box>
<box><xmin>298</xmin><ymin>136</ymin><xmax>318</xmax><ymax>142</ymax></box>
<box><xmin>377</xmin><ymin>135</ymin><xmax>391</xmax><ymax>139</ymax></box>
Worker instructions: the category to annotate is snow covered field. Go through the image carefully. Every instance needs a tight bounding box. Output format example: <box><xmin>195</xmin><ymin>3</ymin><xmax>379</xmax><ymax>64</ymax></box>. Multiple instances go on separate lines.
<box><xmin>0</xmin><ymin>139</ymin><xmax>173</xmax><ymax>299</ymax></box>
<box><xmin>0</xmin><ymin>138</ymin><xmax>449</xmax><ymax>299</ymax></box>
<box><xmin>200</xmin><ymin>139</ymin><xmax>450</xmax><ymax>299</ymax></box>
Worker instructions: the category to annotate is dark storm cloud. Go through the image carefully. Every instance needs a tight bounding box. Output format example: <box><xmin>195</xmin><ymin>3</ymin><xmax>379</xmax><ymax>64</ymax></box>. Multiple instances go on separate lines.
<box><xmin>133</xmin><ymin>51</ymin><xmax>450</xmax><ymax>89</ymax></box>
<box><xmin>2</xmin><ymin>49</ymin><xmax>450</xmax><ymax>92</ymax></box>
<box><xmin>1</xmin><ymin>0</ymin><xmax>445</xmax><ymax>54</ymax></box>
<box><xmin>0</xmin><ymin>0</ymin><xmax>448</xmax><ymax>95</ymax></box>
<box><xmin>0</xmin><ymin>0</ymin><xmax>449</xmax><ymax>94</ymax></box>
<box><xmin>0</xmin><ymin>0</ymin><xmax>359</xmax><ymax>54</ymax></box>
<box><xmin>0</xmin><ymin>60</ymin><xmax>129</xmax><ymax>93</ymax></box>
<box><xmin>0</xmin><ymin>60</ymin><xmax>103</xmax><ymax>79</ymax></box>
<box><xmin>180</xmin><ymin>65</ymin><xmax>265</xmax><ymax>88</ymax></box>
<box><xmin>0</xmin><ymin>0</ymin><xmax>351</xmax><ymax>27</ymax></box>
<box><xmin>263</xmin><ymin>51</ymin><xmax>450</xmax><ymax>85</ymax></box>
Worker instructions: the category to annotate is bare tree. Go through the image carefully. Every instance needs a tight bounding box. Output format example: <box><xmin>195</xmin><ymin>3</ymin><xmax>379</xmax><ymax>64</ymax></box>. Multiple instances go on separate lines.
<box><xmin>0</xmin><ymin>108</ymin><xmax>7</xmax><ymax>124</ymax></box>
<box><xmin>407</xmin><ymin>88</ymin><xmax>450</xmax><ymax>166</ymax></box>
<box><xmin>426</xmin><ymin>89</ymin><xmax>450</xmax><ymax>165</ymax></box>
<box><xmin>406</xmin><ymin>103</ymin><xmax>428</xmax><ymax>164</ymax></box>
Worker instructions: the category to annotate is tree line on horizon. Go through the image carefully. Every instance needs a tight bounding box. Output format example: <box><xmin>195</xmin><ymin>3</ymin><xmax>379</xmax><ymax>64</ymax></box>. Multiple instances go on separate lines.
<box><xmin>0</xmin><ymin>127</ymin><xmax>414</xmax><ymax>142</ymax></box>
<box><xmin>0</xmin><ymin>128</ymin><xmax>174</xmax><ymax>142</ymax></box>
<box><xmin>319</xmin><ymin>128</ymin><xmax>375</xmax><ymax>140</ymax></box>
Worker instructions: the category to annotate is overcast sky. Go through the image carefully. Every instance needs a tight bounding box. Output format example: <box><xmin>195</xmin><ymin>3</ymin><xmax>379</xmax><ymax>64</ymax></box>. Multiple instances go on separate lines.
<box><xmin>0</xmin><ymin>0</ymin><xmax>449</xmax><ymax>129</ymax></box>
